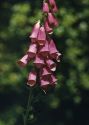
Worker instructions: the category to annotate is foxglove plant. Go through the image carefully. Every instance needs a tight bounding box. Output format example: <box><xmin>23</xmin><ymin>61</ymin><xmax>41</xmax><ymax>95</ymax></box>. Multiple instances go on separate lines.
<box><xmin>17</xmin><ymin>0</ymin><xmax>61</xmax><ymax>124</ymax></box>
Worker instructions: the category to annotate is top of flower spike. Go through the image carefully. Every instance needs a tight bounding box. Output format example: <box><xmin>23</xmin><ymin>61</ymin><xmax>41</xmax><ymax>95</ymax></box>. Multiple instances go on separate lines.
<box><xmin>42</xmin><ymin>0</ymin><xmax>58</xmax><ymax>13</ymax></box>
<box><xmin>48</xmin><ymin>0</ymin><xmax>58</xmax><ymax>13</ymax></box>
<box><xmin>43</xmin><ymin>2</ymin><xmax>49</xmax><ymax>13</ymax></box>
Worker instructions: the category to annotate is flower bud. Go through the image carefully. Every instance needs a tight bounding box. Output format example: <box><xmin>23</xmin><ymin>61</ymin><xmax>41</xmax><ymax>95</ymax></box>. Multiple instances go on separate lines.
<box><xmin>44</xmin><ymin>19</ymin><xmax>53</xmax><ymax>34</ymax></box>
<box><xmin>48</xmin><ymin>13</ymin><xmax>55</xmax><ymax>26</ymax></box>
<box><xmin>43</xmin><ymin>2</ymin><xmax>49</xmax><ymax>13</ymax></box>
<box><xmin>48</xmin><ymin>13</ymin><xmax>58</xmax><ymax>27</ymax></box>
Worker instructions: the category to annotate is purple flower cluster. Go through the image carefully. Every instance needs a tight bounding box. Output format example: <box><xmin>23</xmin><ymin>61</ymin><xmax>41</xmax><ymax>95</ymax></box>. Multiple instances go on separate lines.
<box><xmin>18</xmin><ymin>0</ymin><xmax>61</xmax><ymax>91</ymax></box>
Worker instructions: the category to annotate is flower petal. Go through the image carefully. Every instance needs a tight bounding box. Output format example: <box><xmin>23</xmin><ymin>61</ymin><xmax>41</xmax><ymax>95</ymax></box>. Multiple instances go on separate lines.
<box><xmin>44</xmin><ymin>19</ymin><xmax>53</xmax><ymax>34</ymax></box>
<box><xmin>37</xmin><ymin>26</ymin><xmax>46</xmax><ymax>46</ymax></box>
<box><xmin>34</xmin><ymin>54</ymin><xmax>45</xmax><ymax>68</ymax></box>
<box><xmin>27</xmin><ymin>43</ymin><xmax>37</xmax><ymax>58</ymax></box>
<box><xmin>49</xmin><ymin>39</ymin><xmax>58</xmax><ymax>58</ymax></box>
<box><xmin>50</xmin><ymin>74</ymin><xmax>57</xmax><ymax>86</ymax></box>
<box><xmin>27</xmin><ymin>71</ymin><xmax>37</xmax><ymax>87</ymax></box>
<box><xmin>40</xmin><ymin>79</ymin><xmax>50</xmax><ymax>89</ymax></box>
<box><xmin>30</xmin><ymin>20</ymin><xmax>40</xmax><ymax>39</ymax></box>
<box><xmin>39</xmin><ymin>40</ymin><xmax>49</xmax><ymax>57</ymax></box>
<box><xmin>17</xmin><ymin>54</ymin><xmax>29</xmax><ymax>67</ymax></box>
<box><xmin>46</xmin><ymin>59</ymin><xmax>56</xmax><ymax>71</ymax></box>
<box><xmin>41</xmin><ymin>67</ymin><xmax>51</xmax><ymax>80</ymax></box>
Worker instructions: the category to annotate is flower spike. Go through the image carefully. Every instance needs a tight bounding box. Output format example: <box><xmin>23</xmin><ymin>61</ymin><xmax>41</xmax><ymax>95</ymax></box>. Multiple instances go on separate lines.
<box><xmin>18</xmin><ymin>0</ymin><xmax>62</xmax><ymax>90</ymax></box>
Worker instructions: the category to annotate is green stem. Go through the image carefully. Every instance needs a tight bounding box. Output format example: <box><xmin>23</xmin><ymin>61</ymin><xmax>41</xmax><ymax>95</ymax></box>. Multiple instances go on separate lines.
<box><xmin>24</xmin><ymin>88</ymin><xmax>32</xmax><ymax>125</ymax></box>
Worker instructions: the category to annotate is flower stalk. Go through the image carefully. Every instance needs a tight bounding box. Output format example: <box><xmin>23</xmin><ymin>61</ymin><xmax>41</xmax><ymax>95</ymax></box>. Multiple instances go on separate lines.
<box><xmin>23</xmin><ymin>88</ymin><xmax>32</xmax><ymax>125</ymax></box>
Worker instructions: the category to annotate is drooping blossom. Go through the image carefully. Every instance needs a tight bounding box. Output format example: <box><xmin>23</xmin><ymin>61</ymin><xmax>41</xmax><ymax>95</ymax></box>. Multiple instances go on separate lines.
<box><xmin>49</xmin><ymin>39</ymin><xmax>61</xmax><ymax>63</ymax></box>
<box><xmin>41</xmin><ymin>67</ymin><xmax>51</xmax><ymax>80</ymax></box>
<box><xmin>40</xmin><ymin>79</ymin><xmax>50</xmax><ymax>89</ymax></box>
<box><xmin>43</xmin><ymin>2</ymin><xmax>49</xmax><ymax>13</ymax></box>
<box><xmin>27</xmin><ymin>43</ymin><xmax>37</xmax><ymax>58</ymax></box>
<box><xmin>47</xmin><ymin>13</ymin><xmax>55</xmax><ymax>26</ymax></box>
<box><xmin>30</xmin><ymin>20</ymin><xmax>40</xmax><ymax>39</ymax></box>
<box><xmin>39</xmin><ymin>40</ymin><xmax>49</xmax><ymax>57</ymax></box>
<box><xmin>49</xmin><ymin>39</ymin><xmax>58</xmax><ymax>58</ymax></box>
<box><xmin>46</xmin><ymin>59</ymin><xmax>56</xmax><ymax>71</ymax></box>
<box><xmin>27</xmin><ymin>71</ymin><xmax>37</xmax><ymax>87</ymax></box>
<box><xmin>47</xmin><ymin>13</ymin><xmax>58</xmax><ymax>27</ymax></box>
<box><xmin>34</xmin><ymin>54</ymin><xmax>45</xmax><ymax>68</ymax></box>
<box><xmin>17</xmin><ymin>54</ymin><xmax>29</xmax><ymax>67</ymax></box>
<box><xmin>50</xmin><ymin>74</ymin><xmax>57</xmax><ymax>86</ymax></box>
<box><xmin>37</xmin><ymin>26</ymin><xmax>46</xmax><ymax>46</ymax></box>
<box><xmin>44</xmin><ymin>19</ymin><xmax>53</xmax><ymax>34</ymax></box>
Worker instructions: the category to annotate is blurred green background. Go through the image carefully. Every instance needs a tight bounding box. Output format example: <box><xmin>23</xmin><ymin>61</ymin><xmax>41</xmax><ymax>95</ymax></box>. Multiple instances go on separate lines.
<box><xmin>0</xmin><ymin>0</ymin><xmax>89</xmax><ymax>125</ymax></box>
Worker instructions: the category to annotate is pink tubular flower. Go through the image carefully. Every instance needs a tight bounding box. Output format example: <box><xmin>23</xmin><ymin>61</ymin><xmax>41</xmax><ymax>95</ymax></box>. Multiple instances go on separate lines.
<box><xmin>44</xmin><ymin>19</ymin><xmax>53</xmax><ymax>34</ymax></box>
<box><xmin>27</xmin><ymin>71</ymin><xmax>37</xmax><ymax>87</ymax></box>
<box><xmin>37</xmin><ymin>26</ymin><xmax>46</xmax><ymax>46</ymax></box>
<box><xmin>49</xmin><ymin>40</ymin><xmax>61</xmax><ymax>60</ymax></box>
<box><xmin>46</xmin><ymin>59</ymin><xmax>56</xmax><ymax>71</ymax></box>
<box><xmin>34</xmin><ymin>54</ymin><xmax>45</xmax><ymax>68</ymax></box>
<box><xmin>49</xmin><ymin>0</ymin><xmax>58</xmax><ymax>13</ymax></box>
<box><xmin>40</xmin><ymin>79</ymin><xmax>50</xmax><ymax>89</ymax></box>
<box><xmin>43</xmin><ymin>2</ymin><xmax>49</xmax><ymax>13</ymax></box>
<box><xmin>27</xmin><ymin>43</ymin><xmax>37</xmax><ymax>58</ymax></box>
<box><xmin>48</xmin><ymin>13</ymin><xmax>55</xmax><ymax>26</ymax></box>
<box><xmin>39</xmin><ymin>40</ymin><xmax>49</xmax><ymax>57</ymax></box>
<box><xmin>50</xmin><ymin>74</ymin><xmax>57</xmax><ymax>86</ymax></box>
<box><xmin>30</xmin><ymin>20</ymin><xmax>40</xmax><ymax>39</ymax></box>
<box><xmin>49</xmin><ymin>39</ymin><xmax>58</xmax><ymax>58</ymax></box>
<box><xmin>41</xmin><ymin>67</ymin><xmax>51</xmax><ymax>80</ymax></box>
<box><xmin>48</xmin><ymin>13</ymin><xmax>58</xmax><ymax>27</ymax></box>
<box><xmin>17</xmin><ymin>54</ymin><xmax>29</xmax><ymax>67</ymax></box>
<box><xmin>47</xmin><ymin>13</ymin><xmax>58</xmax><ymax>27</ymax></box>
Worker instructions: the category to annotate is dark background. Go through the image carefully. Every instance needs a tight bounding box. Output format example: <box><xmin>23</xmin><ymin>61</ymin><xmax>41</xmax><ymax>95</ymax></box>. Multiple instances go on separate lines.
<box><xmin>0</xmin><ymin>0</ymin><xmax>89</xmax><ymax>125</ymax></box>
